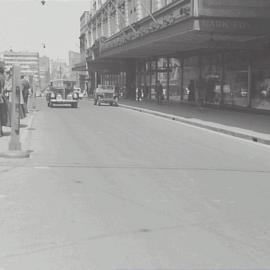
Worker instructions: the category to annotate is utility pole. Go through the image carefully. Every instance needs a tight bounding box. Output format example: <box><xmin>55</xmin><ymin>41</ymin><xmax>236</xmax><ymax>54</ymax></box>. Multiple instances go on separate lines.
<box><xmin>0</xmin><ymin>65</ymin><xmax>30</xmax><ymax>158</ymax></box>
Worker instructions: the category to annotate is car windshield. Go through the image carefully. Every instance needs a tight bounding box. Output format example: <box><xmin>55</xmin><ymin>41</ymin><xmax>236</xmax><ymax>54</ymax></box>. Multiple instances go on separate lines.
<box><xmin>98</xmin><ymin>85</ymin><xmax>114</xmax><ymax>90</ymax></box>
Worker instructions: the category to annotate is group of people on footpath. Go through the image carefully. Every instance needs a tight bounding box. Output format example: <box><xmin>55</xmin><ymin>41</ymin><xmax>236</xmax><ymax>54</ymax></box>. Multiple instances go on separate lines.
<box><xmin>135</xmin><ymin>80</ymin><xmax>165</xmax><ymax>104</ymax></box>
<box><xmin>0</xmin><ymin>65</ymin><xmax>31</xmax><ymax>137</ymax></box>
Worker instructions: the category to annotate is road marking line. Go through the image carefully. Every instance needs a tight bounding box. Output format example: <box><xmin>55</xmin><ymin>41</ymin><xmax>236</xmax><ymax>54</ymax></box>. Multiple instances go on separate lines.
<box><xmin>34</xmin><ymin>166</ymin><xmax>51</xmax><ymax>170</ymax></box>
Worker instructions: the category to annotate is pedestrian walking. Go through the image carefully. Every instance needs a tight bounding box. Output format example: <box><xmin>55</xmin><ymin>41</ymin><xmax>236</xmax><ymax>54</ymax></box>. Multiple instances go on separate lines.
<box><xmin>156</xmin><ymin>80</ymin><xmax>163</xmax><ymax>104</ymax></box>
<box><xmin>21</xmin><ymin>75</ymin><xmax>30</xmax><ymax>113</ymax></box>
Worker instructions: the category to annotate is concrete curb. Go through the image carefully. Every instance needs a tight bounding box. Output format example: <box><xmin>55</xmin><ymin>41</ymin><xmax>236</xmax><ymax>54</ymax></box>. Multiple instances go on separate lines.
<box><xmin>119</xmin><ymin>104</ymin><xmax>270</xmax><ymax>146</ymax></box>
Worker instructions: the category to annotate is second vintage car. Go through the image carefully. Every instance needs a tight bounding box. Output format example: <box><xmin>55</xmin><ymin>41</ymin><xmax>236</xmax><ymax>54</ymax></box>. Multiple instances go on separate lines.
<box><xmin>94</xmin><ymin>84</ymin><xmax>118</xmax><ymax>106</ymax></box>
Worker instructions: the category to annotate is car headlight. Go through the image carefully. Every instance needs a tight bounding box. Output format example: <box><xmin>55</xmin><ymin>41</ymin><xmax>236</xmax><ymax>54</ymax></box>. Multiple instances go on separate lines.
<box><xmin>73</xmin><ymin>93</ymin><xmax>78</xmax><ymax>99</ymax></box>
<box><xmin>50</xmin><ymin>93</ymin><xmax>55</xmax><ymax>98</ymax></box>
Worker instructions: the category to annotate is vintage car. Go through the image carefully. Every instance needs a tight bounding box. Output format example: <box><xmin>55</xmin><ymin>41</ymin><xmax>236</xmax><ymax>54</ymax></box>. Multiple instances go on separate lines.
<box><xmin>94</xmin><ymin>85</ymin><xmax>118</xmax><ymax>106</ymax></box>
<box><xmin>46</xmin><ymin>80</ymin><xmax>79</xmax><ymax>108</ymax></box>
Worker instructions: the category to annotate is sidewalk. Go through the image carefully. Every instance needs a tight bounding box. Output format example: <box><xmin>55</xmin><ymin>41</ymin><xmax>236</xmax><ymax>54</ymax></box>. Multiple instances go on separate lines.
<box><xmin>119</xmin><ymin>99</ymin><xmax>270</xmax><ymax>145</ymax></box>
<box><xmin>0</xmin><ymin>110</ymin><xmax>35</xmax><ymax>156</ymax></box>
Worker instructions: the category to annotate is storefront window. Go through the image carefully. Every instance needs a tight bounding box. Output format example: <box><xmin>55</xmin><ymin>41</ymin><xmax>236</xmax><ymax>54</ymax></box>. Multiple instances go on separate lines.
<box><xmin>169</xmin><ymin>58</ymin><xmax>181</xmax><ymax>101</ymax></box>
<box><xmin>183</xmin><ymin>55</ymin><xmax>199</xmax><ymax>102</ymax></box>
<box><xmin>223</xmin><ymin>52</ymin><xmax>249</xmax><ymax>107</ymax></box>
<box><xmin>201</xmin><ymin>54</ymin><xmax>222</xmax><ymax>105</ymax></box>
<box><xmin>252</xmin><ymin>50</ymin><xmax>270</xmax><ymax>110</ymax></box>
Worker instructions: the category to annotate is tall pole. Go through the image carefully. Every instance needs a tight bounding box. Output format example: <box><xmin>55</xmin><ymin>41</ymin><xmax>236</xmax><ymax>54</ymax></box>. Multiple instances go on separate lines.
<box><xmin>0</xmin><ymin>65</ymin><xmax>30</xmax><ymax>158</ymax></box>
<box><xmin>9</xmin><ymin>65</ymin><xmax>21</xmax><ymax>149</ymax></box>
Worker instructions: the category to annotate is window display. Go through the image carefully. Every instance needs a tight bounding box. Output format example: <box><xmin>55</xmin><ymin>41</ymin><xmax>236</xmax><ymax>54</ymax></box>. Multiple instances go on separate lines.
<box><xmin>223</xmin><ymin>52</ymin><xmax>249</xmax><ymax>107</ymax></box>
<box><xmin>252</xmin><ymin>50</ymin><xmax>270</xmax><ymax>110</ymax></box>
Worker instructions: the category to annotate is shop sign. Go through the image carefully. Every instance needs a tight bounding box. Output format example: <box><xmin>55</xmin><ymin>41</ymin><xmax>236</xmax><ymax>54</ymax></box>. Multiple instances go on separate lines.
<box><xmin>200</xmin><ymin>19</ymin><xmax>251</xmax><ymax>33</ymax></box>
<box><xmin>199</xmin><ymin>18</ymin><xmax>270</xmax><ymax>35</ymax></box>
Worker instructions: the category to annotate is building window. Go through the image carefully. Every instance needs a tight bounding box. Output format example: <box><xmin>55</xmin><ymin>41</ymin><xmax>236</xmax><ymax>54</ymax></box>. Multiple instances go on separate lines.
<box><xmin>223</xmin><ymin>51</ymin><xmax>249</xmax><ymax>107</ymax></box>
<box><xmin>201</xmin><ymin>54</ymin><xmax>223</xmax><ymax>105</ymax></box>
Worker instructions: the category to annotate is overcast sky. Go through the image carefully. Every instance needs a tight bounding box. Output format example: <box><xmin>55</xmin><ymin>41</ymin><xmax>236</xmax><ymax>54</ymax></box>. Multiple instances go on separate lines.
<box><xmin>0</xmin><ymin>0</ymin><xmax>90</xmax><ymax>62</ymax></box>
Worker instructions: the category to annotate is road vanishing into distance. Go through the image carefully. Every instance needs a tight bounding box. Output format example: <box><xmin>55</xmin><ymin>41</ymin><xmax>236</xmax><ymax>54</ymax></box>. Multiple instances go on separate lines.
<box><xmin>0</xmin><ymin>99</ymin><xmax>270</xmax><ymax>269</ymax></box>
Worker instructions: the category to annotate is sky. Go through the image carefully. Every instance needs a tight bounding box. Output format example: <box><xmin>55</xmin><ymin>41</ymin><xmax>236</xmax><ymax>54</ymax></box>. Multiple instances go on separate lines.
<box><xmin>0</xmin><ymin>0</ymin><xmax>90</xmax><ymax>62</ymax></box>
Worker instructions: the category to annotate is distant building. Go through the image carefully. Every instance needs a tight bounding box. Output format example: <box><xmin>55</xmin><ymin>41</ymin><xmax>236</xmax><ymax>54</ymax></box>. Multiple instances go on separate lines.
<box><xmin>39</xmin><ymin>56</ymin><xmax>51</xmax><ymax>90</ymax></box>
<box><xmin>50</xmin><ymin>58</ymin><xmax>69</xmax><ymax>81</ymax></box>
<box><xmin>68</xmin><ymin>51</ymin><xmax>81</xmax><ymax>87</ymax></box>
<box><xmin>3</xmin><ymin>51</ymin><xmax>40</xmax><ymax>87</ymax></box>
<box><xmin>72</xmin><ymin>10</ymin><xmax>91</xmax><ymax>92</ymax></box>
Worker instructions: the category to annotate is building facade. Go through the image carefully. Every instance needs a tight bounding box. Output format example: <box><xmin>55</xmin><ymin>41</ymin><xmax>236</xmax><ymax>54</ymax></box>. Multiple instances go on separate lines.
<box><xmin>72</xmin><ymin>11</ymin><xmax>91</xmax><ymax>92</ymax></box>
<box><xmin>3</xmin><ymin>51</ymin><xmax>40</xmax><ymax>88</ymax></box>
<box><xmin>82</xmin><ymin>0</ymin><xmax>270</xmax><ymax>112</ymax></box>
<box><xmin>68</xmin><ymin>51</ymin><xmax>81</xmax><ymax>87</ymax></box>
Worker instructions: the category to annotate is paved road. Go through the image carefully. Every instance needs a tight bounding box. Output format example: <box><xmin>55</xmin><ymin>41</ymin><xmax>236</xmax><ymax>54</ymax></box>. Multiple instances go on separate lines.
<box><xmin>0</xmin><ymin>99</ymin><xmax>270</xmax><ymax>269</ymax></box>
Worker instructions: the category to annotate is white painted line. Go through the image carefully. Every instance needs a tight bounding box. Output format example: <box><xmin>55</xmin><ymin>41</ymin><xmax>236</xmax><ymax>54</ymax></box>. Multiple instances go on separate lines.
<box><xmin>34</xmin><ymin>166</ymin><xmax>51</xmax><ymax>170</ymax></box>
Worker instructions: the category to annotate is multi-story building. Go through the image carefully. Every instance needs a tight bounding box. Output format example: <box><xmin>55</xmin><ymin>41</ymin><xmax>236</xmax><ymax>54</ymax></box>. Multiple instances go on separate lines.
<box><xmin>72</xmin><ymin>10</ymin><xmax>91</xmax><ymax>92</ymax></box>
<box><xmin>3</xmin><ymin>51</ymin><xmax>40</xmax><ymax>87</ymax></box>
<box><xmin>81</xmin><ymin>0</ymin><xmax>270</xmax><ymax>112</ymax></box>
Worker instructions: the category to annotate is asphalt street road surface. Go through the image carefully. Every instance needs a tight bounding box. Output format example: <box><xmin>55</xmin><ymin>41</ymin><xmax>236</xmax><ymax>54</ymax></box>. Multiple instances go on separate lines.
<box><xmin>0</xmin><ymin>99</ymin><xmax>270</xmax><ymax>270</ymax></box>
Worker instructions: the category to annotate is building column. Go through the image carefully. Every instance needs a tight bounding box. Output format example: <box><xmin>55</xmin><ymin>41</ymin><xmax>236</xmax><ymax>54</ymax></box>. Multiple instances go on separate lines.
<box><xmin>197</xmin><ymin>55</ymin><xmax>203</xmax><ymax>104</ymax></box>
<box><xmin>96</xmin><ymin>19</ymin><xmax>99</xmax><ymax>39</ymax></box>
<box><xmin>220</xmin><ymin>52</ymin><xmax>225</xmax><ymax>106</ymax></box>
<box><xmin>90</xmin><ymin>25</ymin><xmax>94</xmax><ymax>47</ymax></box>
<box><xmin>107</xmin><ymin>10</ymin><xmax>112</xmax><ymax>37</ymax></box>
<box><xmin>166</xmin><ymin>57</ymin><xmax>170</xmax><ymax>101</ymax></box>
<box><xmin>143</xmin><ymin>61</ymin><xmax>147</xmax><ymax>99</ymax></box>
<box><xmin>125</xmin><ymin>0</ymin><xmax>129</xmax><ymax>26</ymax></box>
<box><xmin>180</xmin><ymin>57</ymin><xmax>184</xmax><ymax>101</ymax></box>
<box><xmin>115</xmin><ymin>1</ymin><xmax>120</xmax><ymax>32</ymax></box>
<box><xmin>126</xmin><ymin>59</ymin><xmax>136</xmax><ymax>99</ymax></box>
<box><xmin>149</xmin><ymin>61</ymin><xmax>152</xmax><ymax>100</ymax></box>
<box><xmin>136</xmin><ymin>0</ymin><xmax>144</xmax><ymax>20</ymax></box>
<box><xmin>101</xmin><ymin>14</ymin><xmax>104</xmax><ymax>37</ymax></box>
<box><xmin>248</xmin><ymin>52</ymin><xmax>253</xmax><ymax>108</ymax></box>
<box><xmin>156</xmin><ymin>0</ymin><xmax>163</xmax><ymax>10</ymax></box>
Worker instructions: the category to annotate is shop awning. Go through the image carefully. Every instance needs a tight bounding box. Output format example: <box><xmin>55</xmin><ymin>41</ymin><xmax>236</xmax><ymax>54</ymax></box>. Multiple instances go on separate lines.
<box><xmin>86</xmin><ymin>17</ymin><xmax>270</xmax><ymax>73</ymax></box>
<box><xmin>86</xmin><ymin>58</ymin><xmax>128</xmax><ymax>73</ymax></box>
<box><xmin>98</xmin><ymin>17</ymin><xmax>270</xmax><ymax>59</ymax></box>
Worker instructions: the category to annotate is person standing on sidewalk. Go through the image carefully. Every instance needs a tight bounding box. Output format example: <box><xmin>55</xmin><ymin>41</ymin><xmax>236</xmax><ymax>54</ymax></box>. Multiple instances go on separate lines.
<box><xmin>156</xmin><ymin>80</ymin><xmax>163</xmax><ymax>105</ymax></box>
<box><xmin>21</xmin><ymin>75</ymin><xmax>30</xmax><ymax>113</ymax></box>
